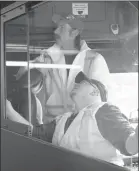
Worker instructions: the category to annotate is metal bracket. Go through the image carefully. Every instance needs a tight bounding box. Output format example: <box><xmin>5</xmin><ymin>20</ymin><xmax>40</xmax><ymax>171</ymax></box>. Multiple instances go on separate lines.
<box><xmin>1</xmin><ymin>5</ymin><xmax>26</xmax><ymax>23</ymax></box>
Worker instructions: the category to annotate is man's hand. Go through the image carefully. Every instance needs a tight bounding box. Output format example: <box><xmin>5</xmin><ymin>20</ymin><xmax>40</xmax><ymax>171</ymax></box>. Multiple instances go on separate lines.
<box><xmin>15</xmin><ymin>66</ymin><xmax>28</xmax><ymax>80</ymax></box>
<box><xmin>15</xmin><ymin>52</ymin><xmax>52</xmax><ymax>80</ymax></box>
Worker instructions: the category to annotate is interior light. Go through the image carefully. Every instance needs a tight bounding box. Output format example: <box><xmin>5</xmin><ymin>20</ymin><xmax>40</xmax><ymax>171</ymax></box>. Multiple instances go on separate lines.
<box><xmin>6</xmin><ymin>61</ymin><xmax>82</xmax><ymax>70</ymax></box>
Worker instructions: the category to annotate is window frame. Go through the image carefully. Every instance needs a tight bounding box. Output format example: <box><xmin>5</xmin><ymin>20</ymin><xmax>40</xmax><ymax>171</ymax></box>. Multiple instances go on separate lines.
<box><xmin>0</xmin><ymin>1</ymin><xmax>51</xmax><ymax>136</ymax></box>
<box><xmin>1</xmin><ymin>3</ymin><xmax>30</xmax><ymax>135</ymax></box>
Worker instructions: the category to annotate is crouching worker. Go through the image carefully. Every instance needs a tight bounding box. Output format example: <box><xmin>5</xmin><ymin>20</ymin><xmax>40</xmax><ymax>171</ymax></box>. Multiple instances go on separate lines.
<box><xmin>6</xmin><ymin>72</ymin><xmax>138</xmax><ymax>166</ymax></box>
<box><xmin>6</xmin><ymin>69</ymin><xmax>43</xmax><ymax>125</ymax></box>
<box><xmin>17</xmin><ymin>68</ymin><xmax>44</xmax><ymax>125</ymax></box>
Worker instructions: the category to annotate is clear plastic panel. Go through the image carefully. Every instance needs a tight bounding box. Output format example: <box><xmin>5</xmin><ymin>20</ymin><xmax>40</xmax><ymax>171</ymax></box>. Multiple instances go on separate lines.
<box><xmin>27</xmin><ymin>2</ymin><xmax>55</xmax><ymax>127</ymax></box>
<box><xmin>27</xmin><ymin>2</ymin><xmax>81</xmax><ymax>127</ymax></box>
<box><xmin>5</xmin><ymin>14</ymin><xmax>32</xmax><ymax>125</ymax></box>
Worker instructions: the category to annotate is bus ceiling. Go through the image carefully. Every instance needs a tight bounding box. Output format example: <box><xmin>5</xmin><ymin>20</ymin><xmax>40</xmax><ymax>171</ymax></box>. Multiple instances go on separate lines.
<box><xmin>0</xmin><ymin>1</ymin><xmax>138</xmax><ymax>43</ymax></box>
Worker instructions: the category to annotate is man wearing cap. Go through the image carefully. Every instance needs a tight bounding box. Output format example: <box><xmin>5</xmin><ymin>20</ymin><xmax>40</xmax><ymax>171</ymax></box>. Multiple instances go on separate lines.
<box><xmin>6</xmin><ymin>71</ymin><xmax>138</xmax><ymax>166</ymax></box>
<box><xmin>16</xmin><ymin>14</ymin><xmax>110</xmax><ymax>123</ymax></box>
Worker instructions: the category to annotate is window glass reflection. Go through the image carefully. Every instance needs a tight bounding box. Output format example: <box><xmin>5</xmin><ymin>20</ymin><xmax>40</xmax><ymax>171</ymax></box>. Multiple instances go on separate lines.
<box><xmin>28</xmin><ymin>2</ymin><xmax>55</xmax><ymax>126</ymax></box>
<box><xmin>5</xmin><ymin>1</ymin><xmax>137</xmax><ymax>129</ymax></box>
<box><xmin>5</xmin><ymin>14</ymin><xmax>30</xmax><ymax>124</ymax></box>
<box><xmin>105</xmin><ymin>34</ymin><xmax>138</xmax><ymax>118</ymax></box>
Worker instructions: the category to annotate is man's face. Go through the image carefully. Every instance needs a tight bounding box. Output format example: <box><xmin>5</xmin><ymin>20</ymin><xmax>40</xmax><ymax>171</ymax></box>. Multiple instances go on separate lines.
<box><xmin>70</xmin><ymin>81</ymin><xmax>100</xmax><ymax>110</ymax></box>
<box><xmin>54</xmin><ymin>23</ymin><xmax>76</xmax><ymax>49</ymax></box>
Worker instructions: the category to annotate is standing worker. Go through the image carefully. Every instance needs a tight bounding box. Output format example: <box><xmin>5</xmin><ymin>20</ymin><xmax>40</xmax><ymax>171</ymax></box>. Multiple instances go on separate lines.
<box><xmin>16</xmin><ymin>13</ymin><xmax>110</xmax><ymax>123</ymax></box>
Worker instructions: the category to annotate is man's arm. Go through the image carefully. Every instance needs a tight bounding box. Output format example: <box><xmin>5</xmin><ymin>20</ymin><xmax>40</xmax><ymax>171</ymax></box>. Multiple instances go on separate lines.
<box><xmin>95</xmin><ymin>103</ymin><xmax>138</xmax><ymax>156</ymax></box>
<box><xmin>6</xmin><ymin>100</ymin><xmax>56</xmax><ymax>142</ymax></box>
<box><xmin>6</xmin><ymin>100</ymin><xmax>31</xmax><ymax>126</ymax></box>
<box><xmin>15</xmin><ymin>50</ymin><xmax>52</xmax><ymax>80</ymax></box>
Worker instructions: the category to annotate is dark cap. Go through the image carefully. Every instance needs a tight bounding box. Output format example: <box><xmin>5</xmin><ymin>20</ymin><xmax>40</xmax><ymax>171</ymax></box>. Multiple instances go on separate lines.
<box><xmin>52</xmin><ymin>14</ymin><xmax>84</xmax><ymax>32</ymax></box>
<box><xmin>75</xmin><ymin>71</ymin><xmax>108</xmax><ymax>102</ymax></box>
<box><xmin>75</xmin><ymin>71</ymin><xmax>88</xmax><ymax>84</ymax></box>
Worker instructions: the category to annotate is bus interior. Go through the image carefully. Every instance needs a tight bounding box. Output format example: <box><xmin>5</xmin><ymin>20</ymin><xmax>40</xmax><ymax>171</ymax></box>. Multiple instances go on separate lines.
<box><xmin>1</xmin><ymin>1</ymin><xmax>138</xmax><ymax>171</ymax></box>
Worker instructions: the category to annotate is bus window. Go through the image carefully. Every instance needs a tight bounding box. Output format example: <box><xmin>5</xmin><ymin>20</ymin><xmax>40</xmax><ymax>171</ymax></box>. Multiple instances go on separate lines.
<box><xmin>4</xmin><ymin>10</ymin><xmax>31</xmax><ymax>127</ymax></box>
<box><xmin>1</xmin><ymin>2</ymin><xmax>138</xmax><ymax>169</ymax></box>
<box><xmin>105</xmin><ymin>34</ymin><xmax>138</xmax><ymax>119</ymax></box>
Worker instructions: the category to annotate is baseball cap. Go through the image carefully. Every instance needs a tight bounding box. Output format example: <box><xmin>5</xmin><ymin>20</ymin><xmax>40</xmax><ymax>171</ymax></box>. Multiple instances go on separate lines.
<box><xmin>52</xmin><ymin>14</ymin><xmax>84</xmax><ymax>32</ymax></box>
<box><xmin>75</xmin><ymin>71</ymin><xmax>88</xmax><ymax>84</ymax></box>
<box><xmin>75</xmin><ymin>71</ymin><xmax>108</xmax><ymax>102</ymax></box>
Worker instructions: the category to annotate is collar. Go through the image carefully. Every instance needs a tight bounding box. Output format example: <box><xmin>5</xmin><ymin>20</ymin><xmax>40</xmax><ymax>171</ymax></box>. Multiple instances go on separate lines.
<box><xmin>80</xmin><ymin>40</ymin><xmax>90</xmax><ymax>51</ymax></box>
<box><xmin>46</xmin><ymin>40</ymin><xmax>89</xmax><ymax>63</ymax></box>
